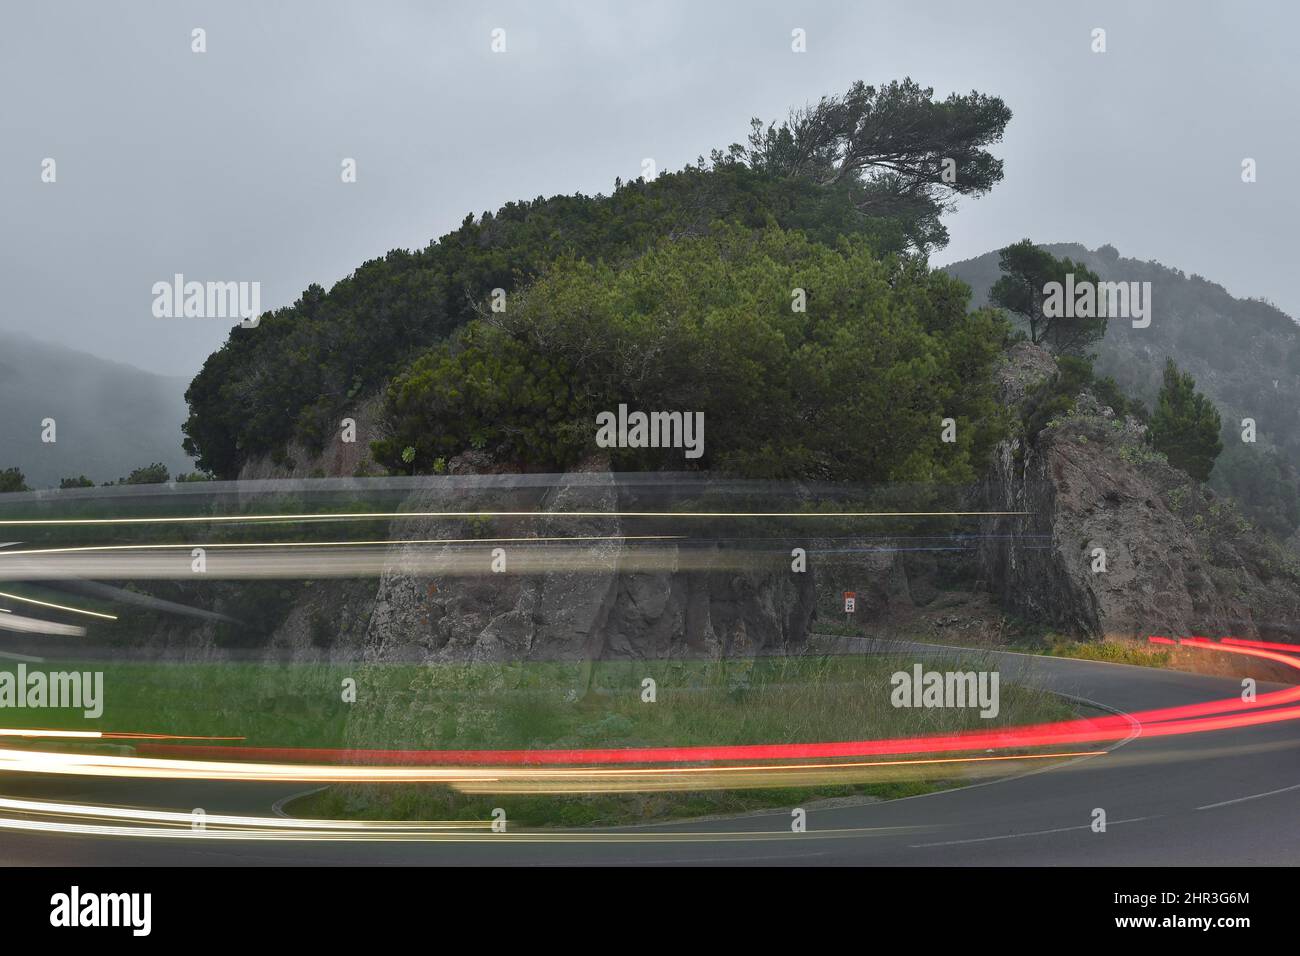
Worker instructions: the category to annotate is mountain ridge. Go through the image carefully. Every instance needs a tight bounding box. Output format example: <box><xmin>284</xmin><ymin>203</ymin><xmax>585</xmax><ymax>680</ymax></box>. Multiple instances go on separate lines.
<box><xmin>0</xmin><ymin>329</ymin><xmax>196</xmax><ymax>488</ymax></box>
<box><xmin>944</xmin><ymin>241</ymin><xmax>1300</xmax><ymax>539</ymax></box>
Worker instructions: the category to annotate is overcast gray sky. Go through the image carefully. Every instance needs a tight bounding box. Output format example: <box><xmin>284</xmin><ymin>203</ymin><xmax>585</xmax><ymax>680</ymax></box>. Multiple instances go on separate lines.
<box><xmin>2</xmin><ymin>0</ymin><xmax>1296</xmax><ymax>377</ymax></box>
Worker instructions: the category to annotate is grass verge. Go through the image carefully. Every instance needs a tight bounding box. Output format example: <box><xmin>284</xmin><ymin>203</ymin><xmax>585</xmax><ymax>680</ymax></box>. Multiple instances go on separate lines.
<box><xmin>1040</xmin><ymin>639</ymin><xmax>1172</xmax><ymax>668</ymax></box>
<box><xmin>0</xmin><ymin>653</ymin><xmax>1080</xmax><ymax>826</ymax></box>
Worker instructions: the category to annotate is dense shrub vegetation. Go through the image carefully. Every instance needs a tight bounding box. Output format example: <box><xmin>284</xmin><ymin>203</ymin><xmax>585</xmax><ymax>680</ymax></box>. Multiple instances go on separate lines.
<box><xmin>181</xmin><ymin>80</ymin><xmax>1013</xmax><ymax>479</ymax></box>
<box><xmin>373</xmin><ymin>226</ymin><xmax>1011</xmax><ymax>481</ymax></box>
<box><xmin>181</xmin><ymin>164</ymin><xmax>907</xmax><ymax>478</ymax></box>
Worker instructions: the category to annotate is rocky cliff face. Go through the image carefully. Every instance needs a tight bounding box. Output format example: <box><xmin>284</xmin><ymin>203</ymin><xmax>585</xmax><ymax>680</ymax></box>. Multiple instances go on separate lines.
<box><xmin>162</xmin><ymin>343</ymin><xmax>1300</xmax><ymax>661</ymax></box>
<box><xmin>353</xmin><ymin>462</ymin><xmax>816</xmax><ymax>664</ymax></box>
<box><xmin>946</xmin><ymin>242</ymin><xmax>1300</xmax><ymax>542</ymax></box>
<box><xmin>223</xmin><ymin>438</ymin><xmax>818</xmax><ymax>663</ymax></box>
<box><xmin>979</xmin><ymin>343</ymin><xmax>1300</xmax><ymax>642</ymax></box>
<box><xmin>233</xmin><ymin>389</ymin><xmax>812</xmax><ymax>662</ymax></box>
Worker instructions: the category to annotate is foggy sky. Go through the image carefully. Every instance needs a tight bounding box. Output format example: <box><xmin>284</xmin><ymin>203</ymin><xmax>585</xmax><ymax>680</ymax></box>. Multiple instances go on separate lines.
<box><xmin>2</xmin><ymin>0</ymin><xmax>1296</xmax><ymax>377</ymax></box>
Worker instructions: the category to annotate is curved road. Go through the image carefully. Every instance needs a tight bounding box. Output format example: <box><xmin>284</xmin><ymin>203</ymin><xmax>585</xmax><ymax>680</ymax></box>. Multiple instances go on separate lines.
<box><xmin>1</xmin><ymin>643</ymin><xmax>1297</xmax><ymax>866</ymax></box>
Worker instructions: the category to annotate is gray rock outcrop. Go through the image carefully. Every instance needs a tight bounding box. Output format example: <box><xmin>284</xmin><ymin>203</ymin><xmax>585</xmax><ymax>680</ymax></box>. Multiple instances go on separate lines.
<box><xmin>980</xmin><ymin>343</ymin><xmax>1300</xmax><ymax>641</ymax></box>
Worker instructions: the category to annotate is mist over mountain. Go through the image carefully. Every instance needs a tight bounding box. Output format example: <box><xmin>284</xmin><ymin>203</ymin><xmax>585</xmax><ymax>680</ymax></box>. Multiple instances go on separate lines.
<box><xmin>945</xmin><ymin>242</ymin><xmax>1300</xmax><ymax>438</ymax></box>
<box><xmin>945</xmin><ymin>243</ymin><xmax>1300</xmax><ymax>537</ymax></box>
<box><xmin>0</xmin><ymin>330</ymin><xmax>195</xmax><ymax>489</ymax></box>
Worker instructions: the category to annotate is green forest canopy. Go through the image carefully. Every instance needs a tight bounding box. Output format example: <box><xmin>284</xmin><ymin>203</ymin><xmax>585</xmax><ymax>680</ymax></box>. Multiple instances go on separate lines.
<box><xmin>372</xmin><ymin>225</ymin><xmax>1010</xmax><ymax>482</ymax></box>
<box><xmin>181</xmin><ymin>79</ymin><xmax>1013</xmax><ymax>479</ymax></box>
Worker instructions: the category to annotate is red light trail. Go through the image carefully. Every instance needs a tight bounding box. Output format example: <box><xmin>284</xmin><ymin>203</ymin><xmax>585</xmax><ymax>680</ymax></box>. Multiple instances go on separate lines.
<box><xmin>132</xmin><ymin>636</ymin><xmax>1300</xmax><ymax>768</ymax></box>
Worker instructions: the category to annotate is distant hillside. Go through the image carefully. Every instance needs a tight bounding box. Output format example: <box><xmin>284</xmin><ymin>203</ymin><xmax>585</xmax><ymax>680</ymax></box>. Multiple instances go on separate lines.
<box><xmin>0</xmin><ymin>331</ymin><xmax>195</xmax><ymax>489</ymax></box>
<box><xmin>944</xmin><ymin>243</ymin><xmax>1300</xmax><ymax>537</ymax></box>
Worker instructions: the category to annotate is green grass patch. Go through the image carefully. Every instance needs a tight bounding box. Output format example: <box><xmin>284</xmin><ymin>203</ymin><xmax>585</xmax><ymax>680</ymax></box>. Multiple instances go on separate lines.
<box><xmin>291</xmin><ymin>777</ymin><xmax>949</xmax><ymax>829</ymax></box>
<box><xmin>1</xmin><ymin>653</ymin><xmax>1079</xmax><ymax>827</ymax></box>
<box><xmin>0</xmin><ymin>653</ymin><xmax>1074</xmax><ymax>748</ymax></box>
<box><xmin>1042</xmin><ymin>639</ymin><xmax>1172</xmax><ymax>668</ymax></box>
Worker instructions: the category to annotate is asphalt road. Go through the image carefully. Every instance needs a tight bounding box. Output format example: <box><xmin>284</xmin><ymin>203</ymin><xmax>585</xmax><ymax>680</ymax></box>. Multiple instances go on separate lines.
<box><xmin>2</xmin><ymin>644</ymin><xmax>1297</xmax><ymax>866</ymax></box>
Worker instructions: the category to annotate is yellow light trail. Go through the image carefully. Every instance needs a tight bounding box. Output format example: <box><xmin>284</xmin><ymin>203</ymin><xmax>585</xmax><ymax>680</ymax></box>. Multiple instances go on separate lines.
<box><xmin>0</xmin><ymin>534</ymin><xmax>683</xmax><ymax>558</ymax></box>
<box><xmin>0</xmin><ymin>796</ymin><xmax>484</xmax><ymax>831</ymax></box>
<box><xmin>0</xmin><ymin>753</ymin><xmax>1094</xmax><ymax>843</ymax></box>
<box><xmin>0</xmin><ymin>814</ymin><xmax>913</xmax><ymax>843</ymax></box>
<box><xmin>0</xmin><ymin>589</ymin><xmax>117</xmax><ymax>620</ymax></box>
<box><xmin>0</xmin><ymin>536</ymin><xmax>887</xmax><ymax>580</ymax></box>
<box><xmin>0</xmin><ymin>612</ymin><xmax>85</xmax><ymax>636</ymax></box>
<box><xmin>0</xmin><ymin>729</ymin><xmax>244</xmax><ymax>741</ymax></box>
<box><xmin>0</xmin><ymin>508</ymin><xmax>1031</xmax><ymax>527</ymax></box>
<box><xmin>0</xmin><ymin>744</ymin><xmax>1097</xmax><ymax>787</ymax></box>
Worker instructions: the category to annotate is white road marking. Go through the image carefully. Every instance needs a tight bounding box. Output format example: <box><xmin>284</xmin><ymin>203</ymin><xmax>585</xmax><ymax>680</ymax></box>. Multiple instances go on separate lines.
<box><xmin>909</xmin><ymin>816</ymin><xmax>1151</xmax><ymax>848</ymax></box>
<box><xmin>1198</xmin><ymin>782</ymin><xmax>1300</xmax><ymax>810</ymax></box>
